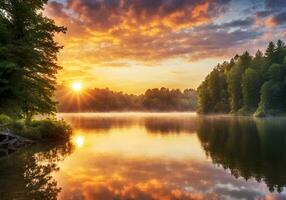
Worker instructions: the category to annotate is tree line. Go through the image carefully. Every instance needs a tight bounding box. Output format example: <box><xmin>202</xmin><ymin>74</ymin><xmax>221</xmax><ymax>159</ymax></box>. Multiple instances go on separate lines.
<box><xmin>0</xmin><ymin>0</ymin><xmax>65</xmax><ymax>122</ymax></box>
<box><xmin>197</xmin><ymin>40</ymin><xmax>286</xmax><ymax>116</ymax></box>
<box><xmin>56</xmin><ymin>86</ymin><xmax>197</xmax><ymax>112</ymax></box>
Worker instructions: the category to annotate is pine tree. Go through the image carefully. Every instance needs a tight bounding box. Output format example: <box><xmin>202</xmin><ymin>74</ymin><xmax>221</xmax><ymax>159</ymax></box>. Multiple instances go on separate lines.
<box><xmin>275</xmin><ymin>40</ymin><xmax>286</xmax><ymax>63</ymax></box>
<box><xmin>265</xmin><ymin>41</ymin><xmax>275</xmax><ymax>63</ymax></box>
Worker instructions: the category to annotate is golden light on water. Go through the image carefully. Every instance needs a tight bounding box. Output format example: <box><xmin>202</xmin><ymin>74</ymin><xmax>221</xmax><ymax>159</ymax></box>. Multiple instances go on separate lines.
<box><xmin>73</xmin><ymin>135</ymin><xmax>85</xmax><ymax>148</ymax></box>
<box><xmin>71</xmin><ymin>82</ymin><xmax>82</xmax><ymax>92</ymax></box>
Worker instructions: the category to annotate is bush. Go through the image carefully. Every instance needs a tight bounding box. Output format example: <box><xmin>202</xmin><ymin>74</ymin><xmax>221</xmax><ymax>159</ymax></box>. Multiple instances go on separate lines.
<box><xmin>0</xmin><ymin>116</ymin><xmax>72</xmax><ymax>141</ymax></box>
<box><xmin>8</xmin><ymin>120</ymin><xmax>26</xmax><ymax>135</ymax></box>
<box><xmin>28</xmin><ymin>119</ymin><xmax>72</xmax><ymax>141</ymax></box>
<box><xmin>0</xmin><ymin>114</ymin><xmax>11</xmax><ymax>125</ymax></box>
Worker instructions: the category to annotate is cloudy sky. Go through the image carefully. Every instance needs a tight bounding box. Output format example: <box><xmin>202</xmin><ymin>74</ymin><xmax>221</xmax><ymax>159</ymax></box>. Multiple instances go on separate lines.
<box><xmin>45</xmin><ymin>0</ymin><xmax>286</xmax><ymax>94</ymax></box>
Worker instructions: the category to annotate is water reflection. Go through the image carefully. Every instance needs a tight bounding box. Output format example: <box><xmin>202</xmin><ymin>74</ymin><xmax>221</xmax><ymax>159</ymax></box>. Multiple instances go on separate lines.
<box><xmin>197</xmin><ymin>116</ymin><xmax>286</xmax><ymax>193</ymax></box>
<box><xmin>0</xmin><ymin>142</ymin><xmax>73</xmax><ymax>200</ymax></box>
<box><xmin>1</xmin><ymin>113</ymin><xmax>286</xmax><ymax>200</ymax></box>
<box><xmin>58</xmin><ymin>156</ymin><xmax>239</xmax><ymax>200</ymax></box>
<box><xmin>144</xmin><ymin>117</ymin><xmax>197</xmax><ymax>134</ymax></box>
<box><xmin>61</xmin><ymin>113</ymin><xmax>198</xmax><ymax>134</ymax></box>
<box><xmin>57</xmin><ymin>113</ymin><xmax>286</xmax><ymax>199</ymax></box>
<box><xmin>73</xmin><ymin>135</ymin><xmax>85</xmax><ymax>148</ymax></box>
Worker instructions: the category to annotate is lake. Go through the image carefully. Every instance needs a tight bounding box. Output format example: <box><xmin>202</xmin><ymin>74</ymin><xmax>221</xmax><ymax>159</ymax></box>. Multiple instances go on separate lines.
<box><xmin>0</xmin><ymin>113</ymin><xmax>286</xmax><ymax>200</ymax></box>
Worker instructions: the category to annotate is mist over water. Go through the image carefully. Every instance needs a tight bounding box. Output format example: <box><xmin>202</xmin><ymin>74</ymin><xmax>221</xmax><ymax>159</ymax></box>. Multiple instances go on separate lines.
<box><xmin>1</xmin><ymin>113</ymin><xmax>286</xmax><ymax>200</ymax></box>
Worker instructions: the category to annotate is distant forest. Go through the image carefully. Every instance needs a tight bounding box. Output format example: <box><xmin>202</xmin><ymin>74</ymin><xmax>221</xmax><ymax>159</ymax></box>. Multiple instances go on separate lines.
<box><xmin>198</xmin><ymin>40</ymin><xmax>286</xmax><ymax>117</ymax></box>
<box><xmin>56</xmin><ymin>86</ymin><xmax>196</xmax><ymax>112</ymax></box>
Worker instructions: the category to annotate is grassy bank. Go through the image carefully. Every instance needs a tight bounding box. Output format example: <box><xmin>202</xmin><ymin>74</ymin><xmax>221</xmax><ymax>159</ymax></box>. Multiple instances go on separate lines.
<box><xmin>0</xmin><ymin>115</ymin><xmax>72</xmax><ymax>141</ymax></box>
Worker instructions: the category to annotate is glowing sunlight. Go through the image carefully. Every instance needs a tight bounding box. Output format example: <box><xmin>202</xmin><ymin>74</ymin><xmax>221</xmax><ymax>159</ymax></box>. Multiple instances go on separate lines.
<box><xmin>71</xmin><ymin>82</ymin><xmax>82</xmax><ymax>92</ymax></box>
<box><xmin>73</xmin><ymin>135</ymin><xmax>85</xmax><ymax>148</ymax></box>
<box><xmin>2</xmin><ymin>0</ymin><xmax>286</xmax><ymax>199</ymax></box>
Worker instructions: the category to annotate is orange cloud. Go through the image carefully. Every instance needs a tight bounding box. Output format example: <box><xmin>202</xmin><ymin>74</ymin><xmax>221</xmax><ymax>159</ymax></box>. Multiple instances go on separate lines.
<box><xmin>43</xmin><ymin>0</ymin><xmax>269</xmax><ymax>92</ymax></box>
<box><xmin>63</xmin><ymin>0</ymin><xmax>216</xmax><ymax>33</ymax></box>
<box><xmin>45</xmin><ymin>0</ymin><xmax>232</xmax><ymax>64</ymax></box>
<box><xmin>265</xmin><ymin>17</ymin><xmax>276</xmax><ymax>28</ymax></box>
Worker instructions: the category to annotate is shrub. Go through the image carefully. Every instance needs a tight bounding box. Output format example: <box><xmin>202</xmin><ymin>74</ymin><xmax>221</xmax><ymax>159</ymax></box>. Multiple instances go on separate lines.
<box><xmin>28</xmin><ymin>119</ymin><xmax>72</xmax><ymax>141</ymax></box>
<box><xmin>0</xmin><ymin>115</ymin><xmax>11</xmax><ymax>125</ymax></box>
<box><xmin>1</xmin><ymin>117</ymin><xmax>72</xmax><ymax>141</ymax></box>
<box><xmin>8</xmin><ymin>120</ymin><xmax>26</xmax><ymax>135</ymax></box>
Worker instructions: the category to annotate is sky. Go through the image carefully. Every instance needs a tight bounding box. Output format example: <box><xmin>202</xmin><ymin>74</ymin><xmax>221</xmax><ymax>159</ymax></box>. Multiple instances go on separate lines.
<box><xmin>44</xmin><ymin>0</ymin><xmax>286</xmax><ymax>94</ymax></box>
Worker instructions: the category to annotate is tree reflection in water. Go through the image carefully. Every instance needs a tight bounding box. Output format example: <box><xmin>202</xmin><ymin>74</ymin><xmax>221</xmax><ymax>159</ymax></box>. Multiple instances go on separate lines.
<box><xmin>3</xmin><ymin>114</ymin><xmax>285</xmax><ymax>199</ymax></box>
<box><xmin>144</xmin><ymin>117</ymin><xmax>198</xmax><ymax>134</ymax></box>
<box><xmin>62</xmin><ymin>113</ymin><xmax>286</xmax><ymax>194</ymax></box>
<box><xmin>196</xmin><ymin>116</ymin><xmax>286</xmax><ymax>193</ymax></box>
<box><xmin>0</xmin><ymin>142</ymin><xmax>73</xmax><ymax>200</ymax></box>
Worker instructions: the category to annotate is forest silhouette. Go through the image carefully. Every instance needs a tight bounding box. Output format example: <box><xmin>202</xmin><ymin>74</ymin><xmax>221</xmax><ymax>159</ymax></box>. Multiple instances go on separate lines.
<box><xmin>56</xmin><ymin>86</ymin><xmax>197</xmax><ymax>112</ymax></box>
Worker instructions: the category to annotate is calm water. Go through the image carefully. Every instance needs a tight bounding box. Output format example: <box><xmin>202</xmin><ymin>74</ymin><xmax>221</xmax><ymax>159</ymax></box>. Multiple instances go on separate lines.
<box><xmin>1</xmin><ymin>113</ymin><xmax>286</xmax><ymax>200</ymax></box>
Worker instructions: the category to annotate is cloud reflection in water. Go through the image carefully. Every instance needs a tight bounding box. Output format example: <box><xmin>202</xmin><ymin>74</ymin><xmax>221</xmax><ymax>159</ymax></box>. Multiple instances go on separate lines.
<box><xmin>55</xmin><ymin>113</ymin><xmax>286</xmax><ymax>200</ymax></box>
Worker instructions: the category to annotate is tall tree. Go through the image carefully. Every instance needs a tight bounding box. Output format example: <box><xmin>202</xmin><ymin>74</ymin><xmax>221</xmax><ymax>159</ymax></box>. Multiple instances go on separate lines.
<box><xmin>275</xmin><ymin>40</ymin><xmax>286</xmax><ymax>64</ymax></box>
<box><xmin>0</xmin><ymin>0</ymin><xmax>66</xmax><ymax>121</ymax></box>
<box><xmin>0</xmin><ymin>1</ymin><xmax>19</xmax><ymax>116</ymax></box>
<box><xmin>227</xmin><ymin>51</ymin><xmax>252</xmax><ymax>112</ymax></box>
<box><xmin>197</xmin><ymin>81</ymin><xmax>212</xmax><ymax>113</ymax></box>
<box><xmin>265</xmin><ymin>41</ymin><xmax>275</xmax><ymax>63</ymax></box>
<box><xmin>241</xmin><ymin>68</ymin><xmax>260</xmax><ymax>113</ymax></box>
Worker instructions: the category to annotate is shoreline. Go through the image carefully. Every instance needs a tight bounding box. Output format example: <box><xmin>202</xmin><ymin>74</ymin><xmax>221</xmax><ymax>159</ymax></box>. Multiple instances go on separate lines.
<box><xmin>57</xmin><ymin>112</ymin><xmax>286</xmax><ymax>119</ymax></box>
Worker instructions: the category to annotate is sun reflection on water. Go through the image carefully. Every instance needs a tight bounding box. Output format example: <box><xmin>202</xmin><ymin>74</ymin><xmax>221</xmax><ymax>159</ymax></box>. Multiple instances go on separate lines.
<box><xmin>54</xmin><ymin>113</ymin><xmax>286</xmax><ymax>200</ymax></box>
<box><xmin>73</xmin><ymin>135</ymin><xmax>85</xmax><ymax>148</ymax></box>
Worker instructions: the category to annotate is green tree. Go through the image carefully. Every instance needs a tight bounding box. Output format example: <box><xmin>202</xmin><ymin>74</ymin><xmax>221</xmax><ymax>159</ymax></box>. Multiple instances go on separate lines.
<box><xmin>197</xmin><ymin>40</ymin><xmax>286</xmax><ymax>116</ymax></box>
<box><xmin>227</xmin><ymin>51</ymin><xmax>252</xmax><ymax>112</ymax></box>
<box><xmin>255</xmin><ymin>64</ymin><xmax>286</xmax><ymax>116</ymax></box>
<box><xmin>197</xmin><ymin>64</ymin><xmax>230</xmax><ymax>114</ymax></box>
<box><xmin>0</xmin><ymin>0</ymin><xmax>66</xmax><ymax>121</ymax></box>
<box><xmin>0</xmin><ymin>1</ymin><xmax>20</xmax><ymax>116</ymax></box>
<box><xmin>265</xmin><ymin>41</ymin><xmax>275</xmax><ymax>63</ymax></box>
<box><xmin>275</xmin><ymin>40</ymin><xmax>286</xmax><ymax>63</ymax></box>
<box><xmin>241</xmin><ymin>68</ymin><xmax>260</xmax><ymax>114</ymax></box>
<box><xmin>197</xmin><ymin>81</ymin><xmax>212</xmax><ymax>113</ymax></box>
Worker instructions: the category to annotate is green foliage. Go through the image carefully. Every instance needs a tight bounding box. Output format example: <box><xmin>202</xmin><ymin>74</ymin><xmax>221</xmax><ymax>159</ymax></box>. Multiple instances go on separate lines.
<box><xmin>142</xmin><ymin>88</ymin><xmax>196</xmax><ymax>111</ymax></box>
<box><xmin>197</xmin><ymin>65</ymin><xmax>230</xmax><ymax>114</ymax></box>
<box><xmin>268</xmin><ymin>64</ymin><xmax>285</xmax><ymax>81</ymax></box>
<box><xmin>255</xmin><ymin>63</ymin><xmax>286</xmax><ymax>117</ymax></box>
<box><xmin>265</xmin><ymin>41</ymin><xmax>275</xmax><ymax>63</ymax></box>
<box><xmin>0</xmin><ymin>114</ymin><xmax>71</xmax><ymax>141</ymax></box>
<box><xmin>255</xmin><ymin>81</ymin><xmax>285</xmax><ymax>117</ymax></box>
<box><xmin>240</xmin><ymin>68</ymin><xmax>261</xmax><ymax>114</ymax></box>
<box><xmin>227</xmin><ymin>51</ymin><xmax>252</xmax><ymax>112</ymax></box>
<box><xmin>0</xmin><ymin>0</ymin><xmax>66</xmax><ymax>121</ymax></box>
<box><xmin>198</xmin><ymin>40</ymin><xmax>286</xmax><ymax>117</ymax></box>
<box><xmin>27</xmin><ymin>119</ymin><xmax>72</xmax><ymax>140</ymax></box>
<box><xmin>197</xmin><ymin>82</ymin><xmax>211</xmax><ymax>113</ymax></box>
<box><xmin>0</xmin><ymin>114</ymin><xmax>10</xmax><ymax>125</ymax></box>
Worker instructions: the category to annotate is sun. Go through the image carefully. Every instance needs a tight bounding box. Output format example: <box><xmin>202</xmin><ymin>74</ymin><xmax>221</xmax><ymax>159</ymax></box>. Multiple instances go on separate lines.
<box><xmin>71</xmin><ymin>82</ymin><xmax>82</xmax><ymax>92</ymax></box>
